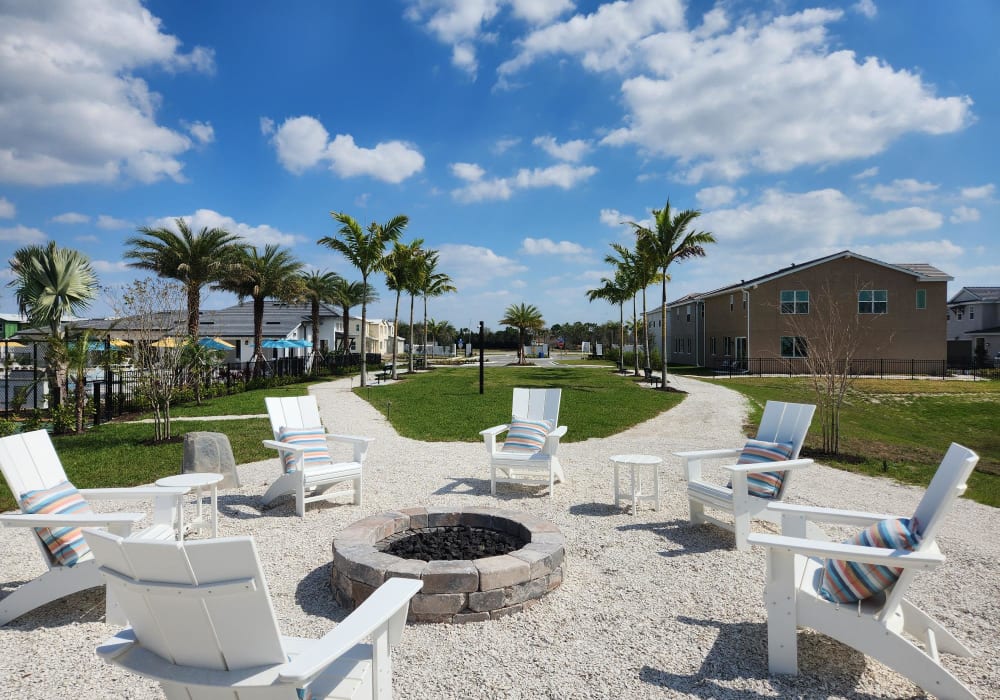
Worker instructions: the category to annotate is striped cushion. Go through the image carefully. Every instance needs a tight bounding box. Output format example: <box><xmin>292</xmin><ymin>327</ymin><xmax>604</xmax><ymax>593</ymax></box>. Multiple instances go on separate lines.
<box><xmin>19</xmin><ymin>480</ymin><xmax>93</xmax><ymax>567</ymax></box>
<box><xmin>737</xmin><ymin>439</ymin><xmax>795</xmax><ymax>498</ymax></box>
<box><xmin>501</xmin><ymin>418</ymin><xmax>554</xmax><ymax>454</ymax></box>
<box><xmin>819</xmin><ymin>517</ymin><xmax>921</xmax><ymax>603</ymax></box>
<box><xmin>277</xmin><ymin>426</ymin><xmax>331</xmax><ymax>473</ymax></box>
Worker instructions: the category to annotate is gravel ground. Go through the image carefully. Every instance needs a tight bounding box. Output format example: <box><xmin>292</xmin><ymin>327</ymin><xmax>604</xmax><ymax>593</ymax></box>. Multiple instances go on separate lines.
<box><xmin>0</xmin><ymin>374</ymin><xmax>996</xmax><ymax>699</ymax></box>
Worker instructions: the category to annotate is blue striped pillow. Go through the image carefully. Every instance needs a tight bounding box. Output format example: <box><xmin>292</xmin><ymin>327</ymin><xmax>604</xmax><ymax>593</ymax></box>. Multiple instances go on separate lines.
<box><xmin>501</xmin><ymin>418</ymin><xmax>554</xmax><ymax>454</ymax></box>
<box><xmin>736</xmin><ymin>439</ymin><xmax>795</xmax><ymax>499</ymax></box>
<box><xmin>819</xmin><ymin>517</ymin><xmax>921</xmax><ymax>603</ymax></box>
<box><xmin>19</xmin><ymin>480</ymin><xmax>93</xmax><ymax>567</ymax></box>
<box><xmin>277</xmin><ymin>426</ymin><xmax>331</xmax><ymax>473</ymax></box>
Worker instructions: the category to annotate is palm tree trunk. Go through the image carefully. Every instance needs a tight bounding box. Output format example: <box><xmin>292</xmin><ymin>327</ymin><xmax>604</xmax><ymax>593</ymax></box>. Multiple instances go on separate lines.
<box><xmin>422</xmin><ymin>295</ymin><xmax>428</xmax><ymax>369</ymax></box>
<box><xmin>660</xmin><ymin>273</ymin><xmax>669</xmax><ymax>387</ymax></box>
<box><xmin>187</xmin><ymin>285</ymin><xmax>200</xmax><ymax>337</ymax></box>
<box><xmin>391</xmin><ymin>290</ymin><xmax>401</xmax><ymax>379</ymax></box>
<box><xmin>408</xmin><ymin>294</ymin><xmax>416</xmax><ymax>374</ymax></box>
<box><xmin>311</xmin><ymin>301</ymin><xmax>320</xmax><ymax>373</ymax></box>
<box><xmin>341</xmin><ymin>304</ymin><xmax>350</xmax><ymax>353</ymax></box>
<box><xmin>632</xmin><ymin>293</ymin><xmax>639</xmax><ymax>376</ymax></box>
<box><xmin>253</xmin><ymin>295</ymin><xmax>265</xmax><ymax>378</ymax></box>
<box><xmin>360</xmin><ymin>278</ymin><xmax>368</xmax><ymax>386</ymax></box>
<box><xmin>642</xmin><ymin>286</ymin><xmax>650</xmax><ymax>372</ymax></box>
<box><xmin>618</xmin><ymin>303</ymin><xmax>625</xmax><ymax>373</ymax></box>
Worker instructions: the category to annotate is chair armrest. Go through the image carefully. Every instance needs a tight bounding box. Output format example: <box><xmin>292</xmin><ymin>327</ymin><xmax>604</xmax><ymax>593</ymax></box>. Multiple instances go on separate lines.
<box><xmin>548</xmin><ymin>425</ymin><xmax>568</xmax><ymax>439</ymax></box>
<box><xmin>764</xmin><ymin>501</ymin><xmax>900</xmax><ymax>527</ymax></box>
<box><xmin>324</xmin><ymin>434</ymin><xmax>374</xmax><ymax>448</ymax></box>
<box><xmin>723</xmin><ymin>458</ymin><xmax>813</xmax><ymax>474</ymax></box>
<box><xmin>747</xmin><ymin>533</ymin><xmax>945</xmax><ymax>571</ymax></box>
<box><xmin>82</xmin><ymin>486</ymin><xmax>189</xmax><ymax>500</ymax></box>
<box><xmin>0</xmin><ymin>512</ymin><xmax>144</xmax><ymax>529</ymax></box>
<box><xmin>480</xmin><ymin>424</ymin><xmax>509</xmax><ymax>438</ymax></box>
<box><xmin>673</xmin><ymin>448</ymin><xmax>741</xmax><ymax>461</ymax></box>
<box><xmin>263</xmin><ymin>439</ymin><xmax>298</xmax><ymax>453</ymax></box>
<box><xmin>278</xmin><ymin>577</ymin><xmax>423</xmax><ymax>683</ymax></box>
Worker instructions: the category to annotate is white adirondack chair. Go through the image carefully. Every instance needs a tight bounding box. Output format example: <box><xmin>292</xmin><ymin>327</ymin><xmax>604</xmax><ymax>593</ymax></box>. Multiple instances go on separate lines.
<box><xmin>747</xmin><ymin>443</ymin><xmax>980</xmax><ymax>700</ymax></box>
<box><xmin>674</xmin><ymin>401</ymin><xmax>816</xmax><ymax>550</ymax></box>
<box><xmin>0</xmin><ymin>429</ymin><xmax>186</xmax><ymax>626</ymax></box>
<box><xmin>262</xmin><ymin>395</ymin><xmax>373</xmax><ymax>516</ymax></box>
<box><xmin>83</xmin><ymin>529</ymin><xmax>422</xmax><ymax>700</ymax></box>
<box><xmin>480</xmin><ymin>388</ymin><xmax>567</xmax><ymax>499</ymax></box>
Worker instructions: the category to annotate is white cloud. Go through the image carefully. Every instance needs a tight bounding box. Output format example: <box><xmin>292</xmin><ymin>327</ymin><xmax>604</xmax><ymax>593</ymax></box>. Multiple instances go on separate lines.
<box><xmin>259</xmin><ymin>117</ymin><xmax>275</xmax><ymax>136</ymax></box>
<box><xmin>52</xmin><ymin>212</ymin><xmax>89</xmax><ymax>224</ymax></box>
<box><xmin>869</xmin><ymin>179</ymin><xmax>938</xmax><ymax>202</ymax></box>
<box><xmin>147</xmin><ymin>209</ymin><xmax>298</xmax><ymax>248</ymax></box>
<box><xmin>597</xmin><ymin>8</ymin><xmax>971</xmax><ymax>182</ymax></box>
<box><xmin>520</xmin><ymin>237</ymin><xmax>590</xmax><ymax>257</ymax></box>
<box><xmin>91</xmin><ymin>259</ymin><xmax>130</xmax><ymax>274</ymax></box>
<box><xmin>0</xmin><ymin>0</ymin><xmax>213</xmax><ymax>186</ymax></box>
<box><xmin>452</xmin><ymin>42</ymin><xmax>478</xmax><ymax>76</ymax></box>
<box><xmin>492</xmin><ymin>137</ymin><xmax>521</xmax><ymax>154</ymax></box>
<box><xmin>0</xmin><ymin>197</ymin><xmax>14</xmax><ymax>219</ymax></box>
<box><xmin>97</xmin><ymin>214</ymin><xmax>131</xmax><ymax>229</ymax></box>
<box><xmin>695</xmin><ymin>185</ymin><xmax>737</xmax><ymax>208</ymax></box>
<box><xmin>950</xmin><ymin>206</ymin><xmax>980</xmax><ymax>223</ymax></box>
<box><xmin>509</xmin><ymin>0</ymin><xmax>574</xmax><ymax>25</ymax></box>
<box><xmin>854</xmin><ymin>239</ymin><xmax>963</xmax><ymax>263</ymax></box>
<box><xmin>436</xmin><ymin>243</ymin><xmax>527</xmax><ymax>288</ymax></box>
<box><xmin>270</xmin><ymin>116</ymin><xmax>425</xmax><ymax>183</ymax></box>
<box><xmin>451</xmin><ymin>163</ymin><xmax>596</xmax><ymax>202</ymax></box>
<box><xmin>184</xmin><ymin>120</ymin><xmax>215</xmax><ymax>145</ymax></box>
<box><xmin>853</xmin><ymin>0</ymin><xmax>878</xmax><ymax>19</ymax></box>
<box><xmin>599</xmin><ymin>208</ymin><xmax>626</xmax><ymax>227</ymax></box>
<box><xmin>533</xmin><ymin>135</ymin><xmax>591</xmax><ymax>162</ymax></box>
<box><xmin>0</xmin><ymin>225</ymin><xmax>46</xmax><ymax>243</ymax></box>
<box><xmin>852</xmin><ymin>166</ymin><xmax>879</xmax><ymax>180</ymax></box>
<box><xmin>499</xmin><ymin>0</ymin><xmax>685</xmax><ymax>78</ymax></box>
<box><xmin>960</xmin><ymin>184</ymin><xmax>995</xmax><ymax>200</ymax></box>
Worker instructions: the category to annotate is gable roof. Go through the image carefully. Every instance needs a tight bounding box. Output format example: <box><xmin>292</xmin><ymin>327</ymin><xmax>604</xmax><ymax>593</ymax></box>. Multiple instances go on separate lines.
<box><xmin>663</xmin><ymin>250</ymin><xmax>952</xmax><ymax>308</ymax></box>
<box><xmin>948</xmin><ymin>287</ymin><xmax>1000</xmax><ymax>305</ymax></box>
<box><xmin>197</xmin><ymin>301</ymin><xmax>327</xmax><ymax>338</ymax></box>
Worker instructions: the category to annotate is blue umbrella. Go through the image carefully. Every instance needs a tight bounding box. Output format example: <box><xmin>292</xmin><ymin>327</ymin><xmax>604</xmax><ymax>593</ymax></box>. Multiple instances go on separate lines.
<box><xmin>198</xmin><ymin>337</ymin><xmax>233</xmax><ymax>350</ymax></box>
<box><xmin>261</xmin><ymin>338</ymin><xmax>295</xmax><ymax>349</ymax></box>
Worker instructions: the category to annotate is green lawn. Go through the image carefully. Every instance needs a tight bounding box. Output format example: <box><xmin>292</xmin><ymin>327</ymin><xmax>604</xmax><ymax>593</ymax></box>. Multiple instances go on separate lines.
<box><xmin>702</xmin><ymin>376</ymin><xmax>1000</xmax><ymax>507</ymax></box>
<box><xmin>355</xmin><ymin>366</ymin><xmax>684</xmax><ymax>442</ymax></box>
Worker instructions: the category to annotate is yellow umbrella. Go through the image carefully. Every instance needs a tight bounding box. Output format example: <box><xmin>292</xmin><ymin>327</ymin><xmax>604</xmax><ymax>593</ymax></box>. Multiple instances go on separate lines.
<box><xmin>209</xmin><ymin>336</ymin><xmax>235</xmax><ymax>348</ymax></box>
<box><xmin>109</xmin><ymin>338</ymin><xmax>131</xmax><ymax>348</ymax></box>
<box><xmin>151</xmin><ymin>337</ymin><xmax>179</xmax><ymax>348</ymax></box>
<box><xmin>2</xmin><ymin>339</ymin><xmax>26</xmax><ymax>348</ymax></box>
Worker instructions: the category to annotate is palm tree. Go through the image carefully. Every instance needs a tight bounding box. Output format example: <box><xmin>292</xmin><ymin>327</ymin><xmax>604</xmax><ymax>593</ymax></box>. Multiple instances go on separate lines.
<box><xmin>420</xmin><ymin>255</ymin><xmax>456</xmax><ymax>368</ymax></box>
<box><xmin>605</xmin><ymin>243</ymin><xmax>642</xmax><ymax>376</ymax></box>
<box><xmin>499</xmin><ymin>303</ymin><xmax>544</xmax><ymax>365</ymax></box>
<box><xmin>8</xmin><ymin>242</ymin><xmax>98</xmax><ymax>406</ymax></box>
<box><xmin>629</xmin><ymin>200</ymin><xmax>715</xmax><ymax>386</ymax></box>
<box><xmin>586</xmin><ymin>273</ymin><xmax>630</xmax><ymax>373</ymax></box>
<box><xmin>217</xmin><ymin>245</ymin><xmax>303</xmax><ymax>374</ymax></box>
<box><xmin>329</xmin><ymin>278</ymin><xmax>377</xmax><ymax>355</ymax></box>
<box><xmin>384</xmin><ymin>239</ymin><xmax>424</xmax><ymax>379</ymax></box>
<box><xmin>300</xmin><ymin>269</ymin><xmax>344</xmax><ymax>369</ymax></box>
<box><xmin>319</xmin><ymin>212</ymin><xmax>408</xmax><ymax>386</ymax></box>
<box><xmin>125</xmin><ymin>220</ymin><xmax>244</xmax><ymax>337</ymax></box>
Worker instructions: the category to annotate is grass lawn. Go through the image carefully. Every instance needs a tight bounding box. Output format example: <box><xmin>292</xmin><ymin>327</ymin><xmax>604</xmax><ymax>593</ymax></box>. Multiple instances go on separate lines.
<box><xmin>702</xmin><ymin>376</ymin><xmax>1000</xmax><ymax>507</ymax></box>
<box><xmin>356</xmin><ymin>366</ymin><xmax>684</xmax><ymax>442</ymax></box>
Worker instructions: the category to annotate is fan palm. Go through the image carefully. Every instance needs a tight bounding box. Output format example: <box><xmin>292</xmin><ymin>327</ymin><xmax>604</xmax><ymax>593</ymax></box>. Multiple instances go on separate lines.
<box><xmin>300</xmin><ymin>269</ymin><xmax>344</xmax><ymax>367</ymax></box>
<box><xmin>216</xmin><ymin>245</ymin><xmax>303</xmax><ymax>372</ymax></box>
<box><xmin>586</xmin><ymin>273</ymin><xmax>630</xmax><ymax>373</ymax></box>
<box><xmin>384</xmin><ymin>239</ymin><xmax>424</xmax><ymax>378</ymax></box>
<box><xmin>419</xmin><ymin>255</ymin><xmax>456</xmax><ymax>368</ymax></box>
<box><xmin>628</xmin><ymin>200</ymin><xmax>715</xmax><ymax>386</ymax></box>
<box><xmin>329</xmin><ymin>278</ymin><xmax>377</xmax><ymax>355</ymax></box>
<box><xmin>8</xmin><ymin>242</ymin><xmax>98</xmax><ymax>406</ymax></box>
<box><xmin>125</xmin><ymin>220</ymin><xmax>244</xmax><ymax>337</ymax></box>
<box><xmin>319</xmin><ymin>212</ymin><xmax>408</xmax><ymax>385</ymax></box>
<box><xmin>499</xmin><ymin>303</ymin><xmax>544</xmax><ymax>365</ymax></box>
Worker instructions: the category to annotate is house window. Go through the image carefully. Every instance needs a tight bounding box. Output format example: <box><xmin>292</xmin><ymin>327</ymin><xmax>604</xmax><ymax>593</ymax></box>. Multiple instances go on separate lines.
<box><xmin>858</xmin><ymin>289</ymin><xmax>888</xmax><ymax>314</ymax></box>
<box><xmin>970</xmin><ymin>308</ymin><xmax>975</xmax><ymax>320</ymax></box>
<box><xmin>730</xmin><ymin>295</ymin><xmax>734</xmax><ymax>312</ymax></box>
<box><xmin>915</xmin><ymin>289</ymin><xmax>926</xmax><ymax>310</ymax></box>
<box><xmin>710</xmin><ymin>337</ymin><xmax>717</xmax><ymax>354</ymax></box>
<box><xmin>686</xmin><ymin>305</ymin><xmax>691</xmax><ymax>322</ymax></box>
<box><xmin>686</xmin><ymin>338</ymin><xmax>692</xmax><ymax>354</ymax></box>
<box><xmin>780</xmin><ymin>290</ymin><xmax>809</xmax><ymax>314</ymax></box>
<box><xmin>780</xmin><ymin>336</ymin><xmax>808</xmax><ymax>358</ymax></box>
<box><xmin>723</xmin><ymin>336</ymin><xmax>733</xmax><ymax>355</ymax></box>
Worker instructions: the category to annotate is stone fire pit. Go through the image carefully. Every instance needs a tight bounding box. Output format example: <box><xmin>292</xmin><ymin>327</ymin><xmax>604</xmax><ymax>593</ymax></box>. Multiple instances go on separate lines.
<box><xmin>331</xmin><ymin>507</ymin><xmax>565</xmax><ymax>623</ymax></box>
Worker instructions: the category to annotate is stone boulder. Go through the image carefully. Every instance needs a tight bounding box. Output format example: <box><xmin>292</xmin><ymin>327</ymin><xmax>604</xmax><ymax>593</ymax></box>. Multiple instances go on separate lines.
<box><xmin>181</xmin><ymin>431</ymin><xmax>240</xmax><ymax>489</ymax></box>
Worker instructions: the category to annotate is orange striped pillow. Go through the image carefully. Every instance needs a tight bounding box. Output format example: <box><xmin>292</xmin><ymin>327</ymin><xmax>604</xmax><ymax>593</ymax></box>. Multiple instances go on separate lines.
<box><xmin>19</xmin><ymin>481</ymin><xmax>93</xmax><ymax>567</ymax></box>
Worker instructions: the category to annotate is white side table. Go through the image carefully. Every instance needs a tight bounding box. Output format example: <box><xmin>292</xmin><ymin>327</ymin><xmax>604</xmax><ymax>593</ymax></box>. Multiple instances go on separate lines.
<box><xmin>610</xmin><ymin>454</ymin><xmax>662</xmax><ymax>514</ymax></box>
<box><xmin>155</xmin><ymin>472</ymin><xmax>224</xmax><ymax>539</ymax></box>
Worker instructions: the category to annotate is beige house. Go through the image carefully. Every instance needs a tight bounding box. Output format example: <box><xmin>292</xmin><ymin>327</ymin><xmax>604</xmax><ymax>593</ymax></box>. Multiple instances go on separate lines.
<box><xmin>645</xmin><ymin>250</ymin><xmax>952</xmax><ymax>368</ymax></box>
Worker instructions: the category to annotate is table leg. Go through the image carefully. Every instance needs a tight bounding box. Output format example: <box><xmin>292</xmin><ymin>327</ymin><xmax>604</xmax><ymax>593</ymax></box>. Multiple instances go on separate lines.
<box><xmin>631</xmin><ymin>463</ymin><xmax>638</xmax><ymax>514</ymax></box>
<box><xmin>653</xmin><ymin>463</ymin><xmax>660</xmax><ymax>511</ymax></box>
<box><xmin>613</xmin><ymin>461</ymin><xmax>621</xmax><ymax>509</ymax></box>
<box><xmin>210</xmin><ymin>485</ymin><xmax>218</xmax><ymax>538</ymax></box>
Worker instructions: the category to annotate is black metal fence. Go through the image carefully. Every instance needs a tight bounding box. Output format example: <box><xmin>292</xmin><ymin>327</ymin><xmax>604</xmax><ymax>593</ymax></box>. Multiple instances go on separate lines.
<box><xmin>709</xmin><ymin>357</ymin><xmax>999</xmax><ymax>380</ymax></box>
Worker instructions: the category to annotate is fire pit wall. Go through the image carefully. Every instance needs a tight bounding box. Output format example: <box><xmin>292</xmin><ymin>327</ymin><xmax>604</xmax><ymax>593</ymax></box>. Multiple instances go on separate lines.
<box><xmin>332</xmin><ymin>507</ymin><xmax>565</xmax><ymax>623</ymax></box>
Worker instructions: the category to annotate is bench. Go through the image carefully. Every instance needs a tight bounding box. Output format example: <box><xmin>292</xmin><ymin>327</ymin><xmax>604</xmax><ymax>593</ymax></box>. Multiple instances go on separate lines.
<box><xmin>374</xmin><ymin>364</ymin><xmax>394</xmax><ymax>383</ymax></box>
<box><xmin>643</xmin><ymin>368</ymin><xmax>662</xmax><ymax>387</ymax></box>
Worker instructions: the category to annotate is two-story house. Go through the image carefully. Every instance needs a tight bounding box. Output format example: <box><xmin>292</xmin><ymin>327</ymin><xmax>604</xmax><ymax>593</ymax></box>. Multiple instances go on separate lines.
<box><xmin>946</xmin><ymin>287</ymin><xmax>1000</xmax><ymax>365</ymax></box>
<box><xmin>645</xmin><ymin>250</ymin><xmax>951</xmax><ymax>368</ymax></box>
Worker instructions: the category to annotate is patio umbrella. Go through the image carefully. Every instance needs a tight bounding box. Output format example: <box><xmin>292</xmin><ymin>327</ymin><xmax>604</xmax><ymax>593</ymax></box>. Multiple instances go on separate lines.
<box><xmin>287</xmin><ymin>339</ymin><xmax>312</xmax><ymax>348</ymax></box>
<box><xmin>198</xmin><ymin>337</ymin><xmax>234</xmax><ymax>350</ymax></box>
<box><xmin>151</xmin><ymin>337</ymin><xmax>180</xmax><ymax>348</ymax></box>
<box><xmin>261</xmin><ymin>338</ymin><xmax>295</xmax><ymax>349</ymax></box>
<box><xmin>1</xmin><ymin>339</ymin><xmax>26</xmax><ymax>348</ymax></box>
<box><xmin>109</xmin><ymin>338</ymin><xmax>131</xmax><ymax>348</ymax></box>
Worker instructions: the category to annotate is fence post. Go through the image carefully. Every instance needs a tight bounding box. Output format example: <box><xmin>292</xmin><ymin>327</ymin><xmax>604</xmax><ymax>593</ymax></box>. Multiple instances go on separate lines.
<box><xmin>93</xmin><ymin>382</ymin><xmax>101</xmax><ymax>426</ymax></box>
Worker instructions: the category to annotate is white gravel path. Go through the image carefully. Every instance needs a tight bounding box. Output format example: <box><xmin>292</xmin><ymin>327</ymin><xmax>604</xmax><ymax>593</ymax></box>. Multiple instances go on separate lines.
<box><xmin>0</xmin><ymin>374</ymin><xmax>996</xmax><ymax>699</ymax></box>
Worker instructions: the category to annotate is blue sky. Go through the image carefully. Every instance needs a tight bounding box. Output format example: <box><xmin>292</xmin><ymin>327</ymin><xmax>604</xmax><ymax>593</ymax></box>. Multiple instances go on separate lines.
<box><xmin>0</xmin><ymin>0</ymin><xmax>996</xmax><ymax>331</ymax></box>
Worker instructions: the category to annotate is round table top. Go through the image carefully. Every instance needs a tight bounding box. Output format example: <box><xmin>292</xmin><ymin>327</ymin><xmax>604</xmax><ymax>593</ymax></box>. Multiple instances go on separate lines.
<box><xmin>609</xmin><ymin>454</ymin><xmax>663</xmax><ymax>466</ymax></box>
<box><xmin>156</xmin><ymin>472</ymin><xmax>225</xmax><ymax>488</ymax></box>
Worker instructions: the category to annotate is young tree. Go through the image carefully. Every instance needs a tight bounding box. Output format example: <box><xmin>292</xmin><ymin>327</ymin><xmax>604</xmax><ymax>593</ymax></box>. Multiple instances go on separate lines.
<box><xmin>320</xmin><ymin>212</ymin><xmax>408</xmax><ymax>386</ymax></box>
<box><xmin>105</xmin><ymin>279</ymin><xmax>187</xmax><ymax>442</ymax></box>
<box><xmin>605</xmin><ymin>243</ymin><xmax>642</xmax><ymax>376</ymax></box>
<box><xmin>587</xmin><ymin>274</ymin><xmax>630</xmax><ymax>373</ymax></box>
<box><xmin>179</xmin><ymin>339</ymin><xmax>225</xmax><ymax>405</ymax></box>
<box><xmin>300</xmin><ymin>269</ymin><xmax>344</xmax><ymax>370</ymax></box>
<box><xmin>329</xmin><ymin>277</ymin><xmax>376</xmax><ymax>355</ymax></box>
<box><xmin>629</xmin><ymin>200</ymin><xmax>715</xmax><ymax>387</ymax></box>
<box><xmin>8</xmin><ymin>242</ymin><xmax>98</xmax><ymax>407</ymax></box>
<box><xmin>420</xmin><ymin>254</ymin><xmax>456</xmax><ymax>368</ymax></box>
<box><xmin>499</xmin><ymin>303</ymin><xmax>545</xmax><ymax>364</ymax></box>
<box><xmin>125</xmin><ymin>220</ymin><xmax>244</xmax><ymax>337</ymax></box>
<box><xmin>384</xmin><ymin>239</ymin><xmax>424</xmax><ymax>378</ymax></box>
<box><xmin>783</xmin><ymin>280</ymin><xmax>889</xmax><ymax>454</ymax></box>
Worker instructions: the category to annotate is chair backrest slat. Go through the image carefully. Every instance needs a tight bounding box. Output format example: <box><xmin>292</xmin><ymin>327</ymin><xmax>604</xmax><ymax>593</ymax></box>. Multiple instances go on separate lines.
<box><xmin>266</xmin><ymin>396</ymin><xmax>323</xmax><ymax>438</ymax></box>
<box><xmin>755</xmin><ymin>401</ymin><xmax>815</xmax><ymax>460</ymax></box>
<box><xmin>0</xmin><ymin>430</ymin><xmax>71</xmax><ymax>499</ymax></box>
<box><xmin>512</xmin><ymin>388</ymin><xmax>561</xmax><ymax>424</ymax></box>
<box><xmin>83</xmin><ymin>530</ymin><xmax>287</xmax><ymax>672</ymax></box>
<box><xmin>912</xmin><ymin>442</ymin><xmax>978</xmax><ymax>546</ymax></box>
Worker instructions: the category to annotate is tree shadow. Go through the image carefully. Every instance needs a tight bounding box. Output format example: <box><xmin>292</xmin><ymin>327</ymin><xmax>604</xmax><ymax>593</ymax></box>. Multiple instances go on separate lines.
<box><xmin>617</xmin><ymin>519</ymin><xmax>736</xmax><ymax>557</ymax></box>
<box><xmin>0</xmin><ymin>586</ymin><xmax>106</xmax><ymax>630</ymax></box>
<box><xmin>568</xmin><ymin>501</ymin><xmax>624</xmax><ymax>517</ymax></box>
<box><xmin>294</xmin><ymin>563</ymin><xmax>349</xmax><ymax>623</ymax></box>
<box><xmin>639</xmin><ymin>616</ymin><xmax>913</xmax><ymax>699</ymax></box>
<box><xmin>432</xmin><ymin>476</ymin><xmax>491</xmax><ymax>497</ymax></box>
